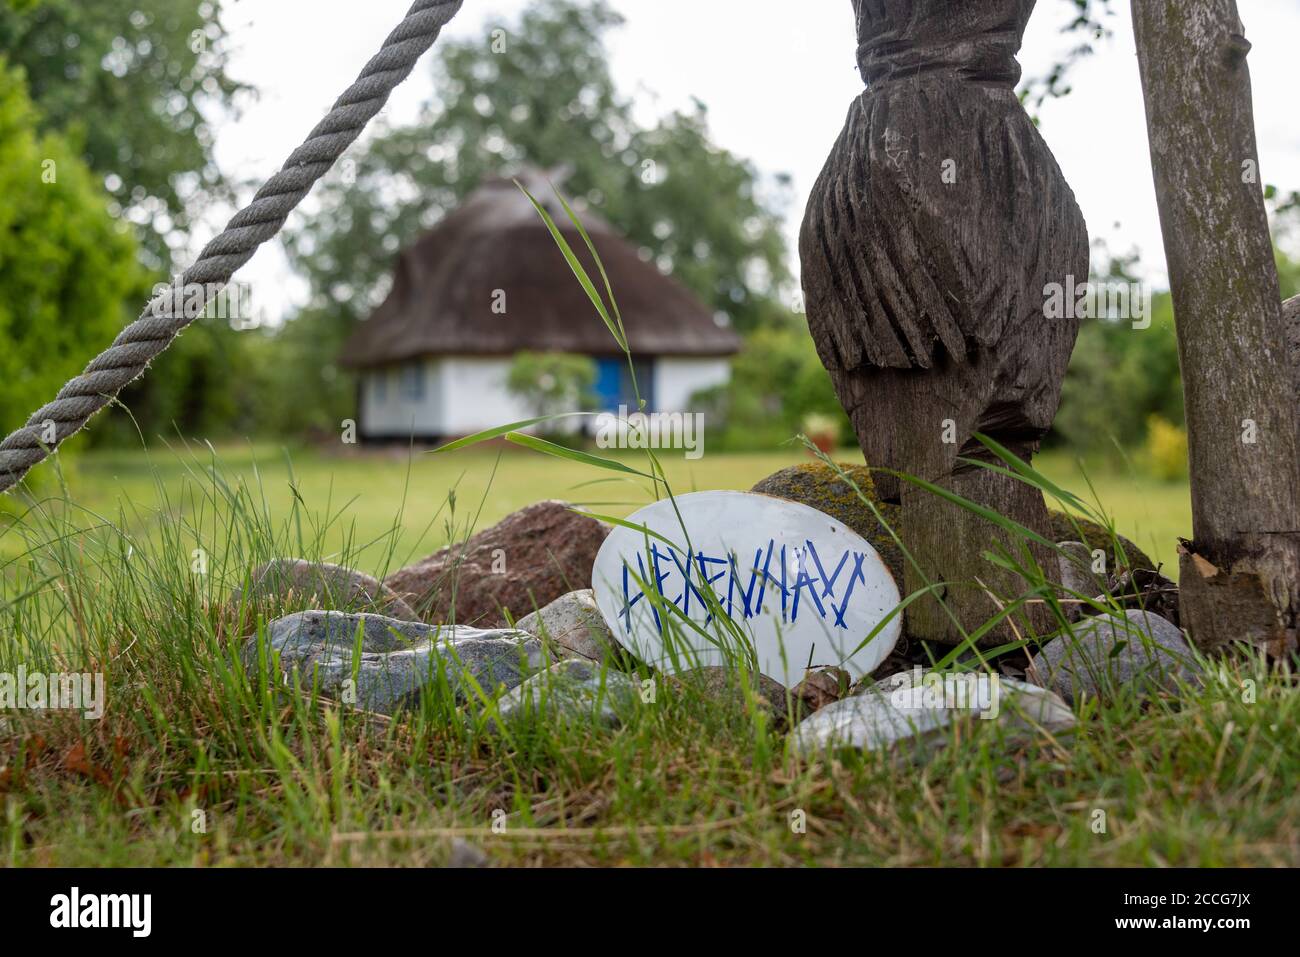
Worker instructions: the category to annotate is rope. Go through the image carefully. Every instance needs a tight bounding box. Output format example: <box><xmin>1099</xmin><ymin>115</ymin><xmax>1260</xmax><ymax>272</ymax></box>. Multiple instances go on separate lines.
<box><xmin>0</xmin><ymin>0</ymin><xmax>464</xmax><ymax>493</ymax></box>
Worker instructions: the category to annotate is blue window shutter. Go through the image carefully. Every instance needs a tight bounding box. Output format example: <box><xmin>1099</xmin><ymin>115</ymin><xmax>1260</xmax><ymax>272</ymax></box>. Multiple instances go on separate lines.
<box><xmin>594</xmin><ymin>357</ymin><xmax>655</xmax><ymax>410</ymax></box>
<box><xmin>594</xmin><ymin>358</ymin><xmax>622</xmax><ymax>410</ymax></box>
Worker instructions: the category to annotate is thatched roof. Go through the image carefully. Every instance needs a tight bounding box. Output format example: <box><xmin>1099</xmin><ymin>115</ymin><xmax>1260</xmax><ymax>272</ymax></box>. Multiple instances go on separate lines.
<box><xmin>340</xmin><ymin>169</ymin><xmax>740</xmax><ymax>368</ymax></box>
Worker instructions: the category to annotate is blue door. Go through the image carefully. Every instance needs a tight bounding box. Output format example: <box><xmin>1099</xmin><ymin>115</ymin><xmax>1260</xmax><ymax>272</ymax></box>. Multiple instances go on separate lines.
<box><xmin>593</xmin><ymin>357</ymin><xmax>654</xmax><ymax>411</ymax></box>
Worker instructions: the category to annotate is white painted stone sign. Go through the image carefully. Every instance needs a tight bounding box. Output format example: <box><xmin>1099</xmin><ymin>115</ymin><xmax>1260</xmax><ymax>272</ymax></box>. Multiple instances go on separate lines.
<box><xmin>591</xmin><ymin>491</ymin><xmax>901</xmax><ymax>687</ymax></box>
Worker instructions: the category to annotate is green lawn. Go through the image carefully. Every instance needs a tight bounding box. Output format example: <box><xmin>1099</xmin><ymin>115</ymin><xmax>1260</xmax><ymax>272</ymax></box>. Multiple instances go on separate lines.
<box><xmin>6</xmin><ymin>441</ymin><xmax>1190</xmax><ymax>576</ymax></box>
<box><xmin>6</xmin><ymin>440</ymin><xmax>1261</xmax><ymax>870</ymax></box>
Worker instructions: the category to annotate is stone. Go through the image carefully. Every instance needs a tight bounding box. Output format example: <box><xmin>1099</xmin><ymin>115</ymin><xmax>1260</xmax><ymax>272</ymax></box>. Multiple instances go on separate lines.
<box><xmin>1051</xmin><ymin>543</ymin><xmax>1180</xmax><ymax>626</ymax></box>
<box><xmin>790</xmin><ymin>668</ymin><xmax>1075</xmax><ymax>758</ymax></box>
<box><xmin>791</xmin><ymin>666</ymin><xmax>852</xmax><ymax>711</ymax></box>
<box><xmin>592</xmin><ymin>490</ymin><xmax>901</xmax><ymax>687</ymax></box>
<box><xmin>515</xmin><ymin>589</ymin><xmax>627</xmax><ymax>663</ymax></box>
<box><xmin>751</xmin><ymin>463</ymin><xmax>1159</xmax><ymax>590</ymax></box>
<box><xmin>1027</xmin><ymin>609</ymin><xmax>1201</xmax><ymax>703</ymax></box>
<box><xmin>752</xmin><ymin>463</ymin><xmax>905</xmax><ymax>587</ymax></box>
<box><xmin>446</xmin><ymin>839</ymin><xmax>489</xmax><ymax>868</ymax></box>
<box><xmin>245</xmin><ymin>610</ymin><xmax>547</xmax><ymax>715</ymax></box>
<box><xmin>383</xmin><ymin>500</ymin><xmax>609</xmax><ymax>628</ymax></box>
<box><xmin>1046</xmin><ymin>513</ymin><xmax>1156</xmax><ymax>577</ymax></box>
<box><xmin>672</xmin><ymin>666</ymin><xmax>801</xmax><ymax>726</ymax></box>
<box><xmin>491</xmin><ymin>659</ymin><xmax>640</xmax><ymax>730</ymax></box>
<box><xmin>1057</xmin><ymin>541</ymin><xmax>1103</xmax><ymax>594</ymax></box>
<box><xmin>1055</xmin><ymin>541</ymin><xmax>1105</xmax><ymax>622</ymax></box>
<box><xmin>227</xmin><ymin>559</ymin><xmax>418</xmax><ymax>635</ymax></box>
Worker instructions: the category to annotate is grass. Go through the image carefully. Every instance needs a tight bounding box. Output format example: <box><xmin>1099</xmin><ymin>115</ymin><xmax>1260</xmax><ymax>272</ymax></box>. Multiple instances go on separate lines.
<box><xmin>2</xmin><ymin>438</ymin><xmax>1294</xmax><ymax>868</ymax></box>
<box><xmin>0</xmin><ymin>183</ymin><xmax>1227</xmax><ymax>867</ymax></box>
<box><xmin>0</xmin><ymin>158</ymin><xmax>1270</xmax><ymax>870</ymax></box>
<box><xmin>3</xmin><ymin>441</ymin><xmax>1190</xmax><ymax>574</ymax></box>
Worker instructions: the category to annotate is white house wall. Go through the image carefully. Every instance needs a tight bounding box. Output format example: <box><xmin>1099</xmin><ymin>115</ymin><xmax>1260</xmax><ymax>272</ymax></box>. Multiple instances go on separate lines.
<box><xmin>439</xmin><ymin>357</ymin><xmax>535</xmax><ymax>435</ymax></box>
<box><xmin>360</xmin><ymin>355</ymin><xmax>733</xmax><ymax>439</ymax></box>
<box><xmin>652</xmin><ymin>357</ymin><xmax>731</xmax><ymax>413</ymax></box>
<box><xmin>360</xmin><ymin>357</ymin><xmax>534</xmax><ymax>438</ymax></box>
<box><xmin>359</xmin><ymin>358</ymin><xmax>447</xmax><ymax>438</ymax></box>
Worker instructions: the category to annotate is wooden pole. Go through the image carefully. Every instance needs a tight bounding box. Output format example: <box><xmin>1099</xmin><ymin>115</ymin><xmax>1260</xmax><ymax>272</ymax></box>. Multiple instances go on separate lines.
<box><xmin>1131</xmin><ymin>0</ymin><xmax>1299</xmax><ymax>654</ymax></box>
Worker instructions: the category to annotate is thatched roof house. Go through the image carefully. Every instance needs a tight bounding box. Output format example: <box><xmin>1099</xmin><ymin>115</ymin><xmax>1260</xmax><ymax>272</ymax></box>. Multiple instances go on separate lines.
<box><xmin>341</xmin><ymin>168</ymin><xmax>739</xmax><ymax>441</ymax></box>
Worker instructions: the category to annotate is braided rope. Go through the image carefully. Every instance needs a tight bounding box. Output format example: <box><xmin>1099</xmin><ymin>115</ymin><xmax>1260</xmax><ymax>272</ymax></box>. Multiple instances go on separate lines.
<box><xmin>0</xmin><ymin>0</ymin><xmax>464</xmax><ymax>492</ymax></box>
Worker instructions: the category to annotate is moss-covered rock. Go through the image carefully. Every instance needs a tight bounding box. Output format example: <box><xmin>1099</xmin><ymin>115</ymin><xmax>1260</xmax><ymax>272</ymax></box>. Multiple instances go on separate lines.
<box><xmin>751</xmin><ymin>463</ymin><xmax>1158</xmax><ymax>590</ymax></box>
<box><xmin>751</xmin><ymin>463</ymin><xmax>905</xmax><ymax>587</ymax></box>
<box><xmin>1046</xmin><ymin>513</ymin><xmax>1156</xmax><ymax>576</ymax></box>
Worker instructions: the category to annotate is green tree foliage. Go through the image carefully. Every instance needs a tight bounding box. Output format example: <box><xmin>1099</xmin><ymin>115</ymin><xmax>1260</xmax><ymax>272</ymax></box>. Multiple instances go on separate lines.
<box><xmin>275</xmin><ymin>0</ymin><xmax>791</xmax><ymax>437</ymax></box>
<box><xmin>224</xmin><ymin>313</ymin><xmax>353</xmax><ymax>444</ymax></box>
<box><xmin>289</xmin><ymin>0</ymin><xmax>788</xmax><ymax>328</ymax></box>
<box><xmin>1021</xmin><ymin>0</ymin><xmax>1117</xmax><ymax>109</ymax></box>
<box><xmin>1144</xmin><ymin>413</ymin><xmax>1188</xmax><ymax>481</ymax></box>
<box><xmin>0</xmin><ymin>0</ymin><xmax>245</xmax><ymax>269</ymax></box>
<box><xmin>1267</xmin><ymin>187</ymin><xmax>1300</xmax><ymax>299</ymax></box>
<box><xmin>505</xmin><ymin>352</ymin><xmax>597</xmax><ymax>425</ymax></box>
<box><xmin>1053</xmin><ymin>292</ymin><xmax>1183</xmax><ymax>456</ymax></box>
<box><xmin>96</xmin><ymin>310</ymin><xmax>260</xmax><ymax>448</ymax></box>
<box><xmin>0</xmin><ymin>0</ymin><xmax>252</xmax><ymax>453</ymax></box>
<box><xmin>1051</xmin><ymin>218</ymin><xmax>1298</xmax><ymax>462</ymax></box>
<box><xmin>696</xmin><ymin>321</ymin><xmax>851</xmax><ymax>451</ymax></box>
<box><xmin>0</xmin><ymin>61</ymin><xmax>139</xmax><ymax>461</ymax></box>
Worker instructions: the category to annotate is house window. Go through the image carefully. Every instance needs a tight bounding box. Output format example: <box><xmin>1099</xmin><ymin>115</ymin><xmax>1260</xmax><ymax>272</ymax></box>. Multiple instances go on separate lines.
<box><xmin>399</xmin><ymin>363</ymin><xmax>425</xmax><ymax>401</ymax></box>
<box><xmin>371</xmin><ymin>371</ymin><xmax>387</xmax><ymax>404</ymax></box>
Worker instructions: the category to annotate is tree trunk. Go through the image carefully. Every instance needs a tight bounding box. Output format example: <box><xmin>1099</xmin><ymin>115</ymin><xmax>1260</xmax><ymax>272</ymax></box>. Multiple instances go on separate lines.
<box><xmin>1131</xmin><ymin>0</ymin><xmax>1299</xmax><ymax>655</ymax></box>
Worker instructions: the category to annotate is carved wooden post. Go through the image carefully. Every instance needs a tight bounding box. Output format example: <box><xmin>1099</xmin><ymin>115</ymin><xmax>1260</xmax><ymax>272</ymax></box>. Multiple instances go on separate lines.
<box><xmin>800</xmin><ymin>0</ymin><xmax>1088</xmax><ymax>645</ymax></box>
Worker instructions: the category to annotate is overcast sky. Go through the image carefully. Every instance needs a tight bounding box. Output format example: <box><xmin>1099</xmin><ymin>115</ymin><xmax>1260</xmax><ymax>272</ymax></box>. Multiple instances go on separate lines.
<box><xmin>209</xmin><ymin>0</ymin><xmax>1300</xmax><ymax>325</ymax></box>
